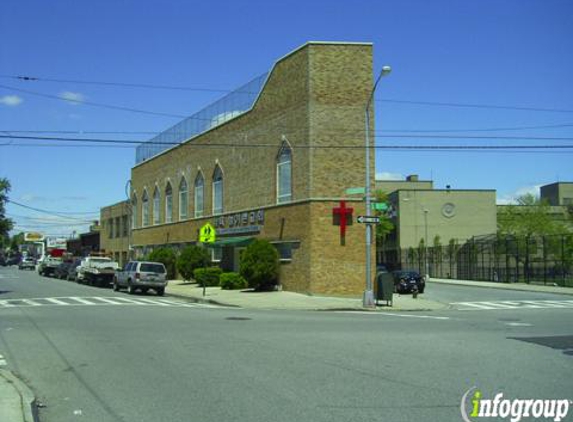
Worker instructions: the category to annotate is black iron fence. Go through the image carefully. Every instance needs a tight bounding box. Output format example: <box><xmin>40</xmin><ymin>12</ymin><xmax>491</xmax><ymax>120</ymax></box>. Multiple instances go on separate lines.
<box><xmin>378</xmin><ymin>233</ymin><xmax>573</xmax><ymax>287</ymax></box>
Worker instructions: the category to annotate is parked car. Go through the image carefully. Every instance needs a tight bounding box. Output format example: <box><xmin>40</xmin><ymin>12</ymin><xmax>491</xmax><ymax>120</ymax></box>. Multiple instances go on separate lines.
<box><xmin>54</xmin><ymin>261</ymin><xmax>75</xmax><ymax>279</ymax></box>
<box><xmin>38</xmin><ymin>256</ymin><xmax>63</xmax><ymax>277</ymax></box>
<box><xmin>392</xmin><ymin>270</ymin><xmax>425</xmax><ymax>294</ymax></box>
<box><xmin>113</xmin><ymin>261</ymin><xmax>167</xmax><ymax>296</ymax></box>
<box><xmin>6</xmin><ymin>255</ymin><xmax>21</xmax><ymax>266</ymax></box>
<box><xmin>18</xmin><ymin>257</ymin><xmax>37</xmax><ymax>270</ymax></box>
<box><xmin>66</xmin><ymin>258</ymin><xmax>82</xmax><ymax>281</ymax></box>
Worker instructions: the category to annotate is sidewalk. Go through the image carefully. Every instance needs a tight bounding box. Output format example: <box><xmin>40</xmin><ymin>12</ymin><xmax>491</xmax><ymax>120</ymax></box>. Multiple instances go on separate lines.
<box><xmin>166</xmin><ymin>282</ymin><xmax>450</xmax><ymax>311</ymax></box>
<box><xmin>0</xmin><ymin>369</ymin><xmax>35</xmax><ymax>422</ymax></box>
<box><xmin>429</xmin><ymin>277</ymin><xmax>573</xmax><ymax>296</ymax></box>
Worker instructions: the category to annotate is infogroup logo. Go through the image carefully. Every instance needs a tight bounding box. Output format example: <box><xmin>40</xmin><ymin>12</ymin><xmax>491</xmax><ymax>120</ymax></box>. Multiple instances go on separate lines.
<box><xmin>460</xmin><ymin>387</ymin><xmax>571</xmax><ymax>422</ymax></box>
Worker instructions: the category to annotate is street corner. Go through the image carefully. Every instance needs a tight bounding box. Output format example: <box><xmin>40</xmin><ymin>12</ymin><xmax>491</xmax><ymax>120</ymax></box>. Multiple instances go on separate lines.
<box><xmin>0</xmin><ymin>369</ymin><xmax>37</xmax><ymax>422</ymax></box>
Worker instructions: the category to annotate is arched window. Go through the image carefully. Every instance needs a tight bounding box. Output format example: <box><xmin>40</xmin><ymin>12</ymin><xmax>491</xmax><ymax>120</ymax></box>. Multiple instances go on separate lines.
<box><xmin>212</xmin><ymin>165</ymin><xmax>223</xmax><ymax>215</ymax></box>
<box><xmin>179</xmin><ymin>177</ymin><xmax>188</xmax><ymax>220</ymax></box>
<box><xmin>153</xmin><ymin>187</ymin><xmax>160</xmax><ymax>225</ymax></box>
<box><xmin>142</xmin><ymin>189</ymin><xmax>150</xmax><ymax>227</ymax></box>
<box><xmin>277</xmin><ymin>143</ymin><xmax>292</xmax><ymax>204</ymax></box>
<box><xmin>165</xmin><ymin>182</ymin><xmax>173</xmax><ymax>223</ymax></box>
<box><xmin>194</xmin><ymin>172</ymin><xmax>204</xmax><ymax>218</ymax></box>
<box><xmin>131</xmin><ymin>194</ymin><xmax>138</xmax><ymax>229</ymax></box>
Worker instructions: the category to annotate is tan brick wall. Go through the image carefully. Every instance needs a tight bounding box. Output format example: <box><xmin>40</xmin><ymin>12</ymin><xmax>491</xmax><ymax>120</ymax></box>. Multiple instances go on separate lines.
<box><xmin>100</xmin><ymin>200</ymin><xmax>130</xmax><ymax>265</ymax></box>
<box><xmin>130</xmin><ymin>42</ymin><xmax>374</xmax><ymax>295</ymax></box>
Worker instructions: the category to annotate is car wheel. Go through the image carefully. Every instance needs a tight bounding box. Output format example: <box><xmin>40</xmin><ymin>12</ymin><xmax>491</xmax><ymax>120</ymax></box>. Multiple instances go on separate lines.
<box><xmin>156</xmin><ymin>287</ymin><xmax>165</xmax><ymax>296</ymax></box>
<box><xmin>128</xmin><ymin>283</ymin><xmax>136</xmax><ymax>295</ymax></box>
<box><xmin>113</xmin><ymin>281</ymin><xmax>120</xmax><ymax>292</ymax></box>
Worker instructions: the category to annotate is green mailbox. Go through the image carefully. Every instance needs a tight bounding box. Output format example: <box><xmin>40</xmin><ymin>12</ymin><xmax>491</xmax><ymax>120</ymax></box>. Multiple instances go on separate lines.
<box><xmin>375</xmin><ymin>272</ymin><xmax>394</xmax><ymax>306</ymax></box>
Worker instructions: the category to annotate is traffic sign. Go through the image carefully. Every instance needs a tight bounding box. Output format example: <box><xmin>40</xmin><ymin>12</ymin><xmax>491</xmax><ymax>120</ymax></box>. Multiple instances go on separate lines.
<box><xmin>372</xmin><ymin>202</ymin><xmax>389</xmax><ymax>211</ymax></box>
<box><xmin>199</xmin><ymin>223</ymin><xmax>216</xmax><ymax>243</ymax></box>
<box><xmin>345</xmin><ymin>187</ymin><xmax>366</xmax><ymax>195</ymax></box>
<box><xmin>356</xmin><ymin>215</ymin><xmax>380</xmax><ymax>224</ymax></box>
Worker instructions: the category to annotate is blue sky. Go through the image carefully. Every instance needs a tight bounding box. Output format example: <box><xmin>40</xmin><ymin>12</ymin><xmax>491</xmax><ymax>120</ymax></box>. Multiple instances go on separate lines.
<box><xmin>1</xmin><ymin>0</ymin><xmax>572</xmax><ymax>236</ymax></box>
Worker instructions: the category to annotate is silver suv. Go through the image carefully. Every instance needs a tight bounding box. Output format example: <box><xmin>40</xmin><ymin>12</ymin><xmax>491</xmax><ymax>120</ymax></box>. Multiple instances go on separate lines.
<box><xmin>113</xmin><ymin>261</ymin><xmax>167</xmax><ymax>296</ymax></box>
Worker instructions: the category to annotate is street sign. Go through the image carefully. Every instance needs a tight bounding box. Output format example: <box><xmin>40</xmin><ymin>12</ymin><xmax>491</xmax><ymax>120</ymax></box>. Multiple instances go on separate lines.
<box><xmin>357</xmin><ymin>215</ymin><xmax>380</xmax><ymax>224</ymax></box>
<box><xmin>345</xmin><ymin>187</ymin><xmax>366</xmax><ymax>195</ymax></box>
<box><xmin>199</xmin><ymin>223</ymin><xmax>216</xmax><ymax>243</ymax></box>
<box><xmin>372</xmin><ymin>202</ymin><xmax>389</xmax><ymax>211</ymax></box>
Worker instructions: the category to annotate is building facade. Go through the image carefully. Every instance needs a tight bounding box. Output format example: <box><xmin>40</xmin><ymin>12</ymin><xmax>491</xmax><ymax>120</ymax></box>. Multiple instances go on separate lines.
<box><xmin>130</xmin><ymin>42</ymin><xmax>376</xmax><ymax>295</ymax></box>
<box><xmin>540</xmin><ymin>182</ymin><xmax>573</xmax><ymax>206</ymax></box>
<box><xmin>100</xmin><ymin>200</ymin><xmax>130</xmax><ymax>267</ymax></box>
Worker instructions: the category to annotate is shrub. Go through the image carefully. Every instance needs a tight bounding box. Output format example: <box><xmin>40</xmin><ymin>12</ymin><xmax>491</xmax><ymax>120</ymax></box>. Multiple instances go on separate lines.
<box><xmin>147</xmin><ymin>247</ymin><xmax>177</xmax><ymax>279</ymax></box>
<box><xmin>239</xmin><ymin>239</ymin><xmax>279</xmax><ymax>291</ymax></box>
<box><xmin>193</xmin><ymin>267</ymin><xmax>223</xmax><ymax>287</ymax></box>
<box><xmin>220</xmin><ymin>272</ymin><xmax>248</xmax><ymax>290</ymax></box>
<box><xmin>176</xmin><ymin>245</ymin><xmax>210</xmax><ymax>281</ymax></box>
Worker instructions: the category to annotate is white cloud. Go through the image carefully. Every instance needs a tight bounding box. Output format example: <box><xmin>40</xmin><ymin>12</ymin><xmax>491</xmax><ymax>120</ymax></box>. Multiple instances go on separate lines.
<box><xmin>376</xmin><ymin>172</ymin><xmax>405</xmax><ymax>181</ymax></box>
<box><xmin>497</xmin><ymin>184</ymin><xmax>541</xmax><ymax>205</ymax></box>
<box><xmin>59</xmin><ymin>91</ymin><xmax>85</xmax><ymax>105</ymax></box>
<box><xmin>0</xmin><ymin>95</ymin><xmax>23</xmax><ymax>106</ymax></box>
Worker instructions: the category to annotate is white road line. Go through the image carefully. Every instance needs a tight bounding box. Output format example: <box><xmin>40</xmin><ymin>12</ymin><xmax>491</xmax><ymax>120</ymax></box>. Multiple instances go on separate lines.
<box><xmin>453</xmin><ymin>302</ymin><xmax>495</xmax><ymax>310</ymax></box>
<box><xmin>0</xmin><ymin>360</ymin><xmax>6</xmax><ymax>366</ymax></box>
<box><xmin>521</xmin><ymin>301</ymin><xmax>570</xmax><ymax>308</ymax></box>
<box><xmin>107</xmin><ymin>297</ymin><xmax>146</xmax><ymax>305</ymax></box>
<box><xmin>44</xmin><ymin>298</ymin><xmax>71</xmax><ymax>306</ymax></box>
<box><xmin>132</xmin><ymin>298</ymin><xmax>172</xmax><ymax>306</ymax></box>
<box><xmin>0</xmin><ymin>301</ymin><xmax>17</xmax><ymax>308</ymax></box>
<box><xmin>479</xmin><ymin>301</ymin><xmax>519</xmax><ymax>309</ymax></box>
<box><xmin>68</xmin><ymin>297</ymin><xmax>97</xmax><ymax>305</ymax></box>
<box><xmin>505</xmin><ymin>322</ymin><xmax>533</xmax><ymax>327</ymax></box>
<box><xmin>88</xmin><ymin>297</ymin><xmax>125</xmax><ymax>305</ymax></box>
<box><xmin>337</xmin><ymin>311</ymin><xmax>451</xmax><ymax>320</ymax></box>
<box><xmin>20</xmin><ymin>299</ymin><xmax>42</xmax><ymax>306</ymax></box>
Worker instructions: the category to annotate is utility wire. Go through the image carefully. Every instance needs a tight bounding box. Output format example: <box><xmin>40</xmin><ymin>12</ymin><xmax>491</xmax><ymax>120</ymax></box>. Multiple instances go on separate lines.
<box><xmin>4</xmin><ymin>73</ymin><xmax>572</xmax><ymax>114</ymax></box>
<box><xmin>6</xmin><ymin>199</ymin><xmax>99</xmax><ymax>220</ymax></box>
<box><xmin>378</xmin><ymin>98</ymin><xmax>573</xmax><ymax>114</ymax></box>
<box><xmin>3</xmin><ymin>120</ymin><xmax>573</xmax><ymax>135</ymax></box>
<box><xmin>0</xmin><ymin>84</ymin><xmax>189</xmax><ymax>119</ymax></box>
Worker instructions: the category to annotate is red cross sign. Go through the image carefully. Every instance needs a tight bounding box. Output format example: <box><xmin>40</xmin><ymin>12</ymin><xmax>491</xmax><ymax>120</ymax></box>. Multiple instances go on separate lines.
<box><xmin>333</xmin><ymin>200</ymin><xmax>353</xmax><ymax>245</ymax></box>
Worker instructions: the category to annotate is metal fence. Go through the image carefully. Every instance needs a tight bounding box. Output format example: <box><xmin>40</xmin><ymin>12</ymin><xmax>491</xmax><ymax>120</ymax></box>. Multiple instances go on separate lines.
<box><xmin>378</xmin><ymin>233</ymin><xmax>573</xmax><ymax>287</ymax></box>
<box><xmin>135</xmin><ymin>72</ymin><xmax>268</xmax><ymax>164</ymax></box>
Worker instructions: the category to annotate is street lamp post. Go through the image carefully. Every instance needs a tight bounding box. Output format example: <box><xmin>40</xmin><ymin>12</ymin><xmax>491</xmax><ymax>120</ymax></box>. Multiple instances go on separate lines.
<box><xmin>423</xmin><ymin>209</ymin><xmax>430</xmax><ymax>279</ymax></box>
<box><xmin>363</xmin><ymin>65</ymin><xmax>392</xmax><ymax>308</ymax></box>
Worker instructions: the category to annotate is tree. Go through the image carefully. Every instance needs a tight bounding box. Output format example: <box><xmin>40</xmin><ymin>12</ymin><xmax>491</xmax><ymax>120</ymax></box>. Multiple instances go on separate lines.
<box><xmin>0</xmin><ymin>178</ymin><xmax>14</xmax><ymax>242</ymax></box>
<box><xmin>498</xmin><ymin>194</ymin><xmax>569</xmax><ymax>237</ymax></box>
<box><xmin>176</xmin><ymin>245</ymin><xmax>210</xmax><ymax>281</ymax></box>
<box><xmin>147</xmin><ymin>247</ymin><xmax>177</xmax><ymax>279</ymax></box>
<box><xmin>239</xmin><ymin>239</ymin><xmax>279</xmax><ymax>291</ymax></box>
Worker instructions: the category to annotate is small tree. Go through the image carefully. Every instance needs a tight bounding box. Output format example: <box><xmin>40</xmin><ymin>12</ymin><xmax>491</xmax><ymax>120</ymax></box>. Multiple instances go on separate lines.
<box><xmin>240</xmin><ymin>239</ymin><xmax>280</xmax><ymax>291</ymax></box>
<box><xmin>176</xmin><ymin>245</ymin><xmax>210</xmax><ymax>281</ymax></box>
<box><xmin>147</xmin><ymin>247</ymin><xmax>177</xmax><ymax>280</ymax></box>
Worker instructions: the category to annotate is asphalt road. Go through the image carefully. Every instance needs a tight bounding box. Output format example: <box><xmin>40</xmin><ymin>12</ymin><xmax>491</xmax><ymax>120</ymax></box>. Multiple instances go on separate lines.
<box><xmin>1</xmin><ymin>266</ymin><xmax>572</xmax><ymax>422</ymax></box>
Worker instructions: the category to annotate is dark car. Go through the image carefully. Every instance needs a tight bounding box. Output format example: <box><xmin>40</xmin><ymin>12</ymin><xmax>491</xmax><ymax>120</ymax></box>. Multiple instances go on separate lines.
<box><xmin>392</xmin><ymin>270</ymin><xmax>425</xmax><ymax>294</ymax></box>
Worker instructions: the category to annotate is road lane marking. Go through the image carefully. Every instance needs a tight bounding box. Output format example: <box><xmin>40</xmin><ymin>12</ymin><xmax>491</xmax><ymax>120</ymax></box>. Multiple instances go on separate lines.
<box><xmin>88</xmin><ymin>297</ymin><xmax>125</xmax><ymax>305</ymax></box>
<box><xmin>336</xmin><ymin>311</ymin><xmax>451</xmax><ymax>320</ymax></box>
<box><xmin>44</xmin><ymin>298</ymin><xmax>71</xmax><ymax>306</ymax></box>
<box><xmin>452</xmin><ymin>300</ymin><xmax>573</xmax><ymax>311</ymax></box>
<box><xmin>20</xmin><ymin>299</ymin><xmax>42</xmax><ymax>306</ymax></box>
<box><xmin>68</xmin><ymin>297</ymin><xmax>97</xmax><ymax>305</ymax></box>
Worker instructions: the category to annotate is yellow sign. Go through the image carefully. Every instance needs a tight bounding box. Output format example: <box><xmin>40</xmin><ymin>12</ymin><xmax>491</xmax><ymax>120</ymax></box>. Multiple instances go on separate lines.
<box><xmin>199</xmin><ymin>223</ymin><xmax>216</xmax><ymax>243</ymax></box>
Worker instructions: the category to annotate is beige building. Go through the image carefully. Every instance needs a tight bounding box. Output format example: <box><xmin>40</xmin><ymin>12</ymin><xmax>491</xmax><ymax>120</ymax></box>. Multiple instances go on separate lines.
<box><xmin>100</xmin><ymin>200</ymin><xmax>130</xmax><ymax>267</ymax></box>
<box><xmin>540</xmin><ymin>182</ymin><xmax>573</xmax><ymax>206</ymax></box>
<box><xmin>129</xmin><ymin>42</ymin><xmax>377</xmax><ymax>295</ymax></box>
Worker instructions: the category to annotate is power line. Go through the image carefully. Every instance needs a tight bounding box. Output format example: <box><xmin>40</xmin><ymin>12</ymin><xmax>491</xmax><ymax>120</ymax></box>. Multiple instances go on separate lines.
<box><xmin>6</xmin><ymin>199</ymin><xmax>99</xmax><ymax>220</ymax></box>
<box><xmin>0</xmin><ymin>84</ymin><xmax>188</xmax><ymax>119</ymax></box>
<box><xmin>377</xmin><ymin>98</ymin><xmax>573</xmax><ymax>114</ymax></box>
<box><xmin>0</xmin><ymin>74</ymin><xmax>239</xmax><ymax>94</ymax></box>
<box><xmin>4</xmin><ymin>120</ymin><xmax>573</xmax><ymax>136</ymax></box>
<box><xmin>2</xmin><ymin>133</ymin><xmax>573</xmax><ymax>145</ymax></box>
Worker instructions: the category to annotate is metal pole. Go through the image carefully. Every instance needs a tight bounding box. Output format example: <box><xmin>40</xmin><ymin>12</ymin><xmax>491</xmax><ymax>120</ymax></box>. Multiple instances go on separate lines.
<box><xmin>424</xmin><ymin>209</ymin><xmax>429</xmax><ymax>279</ymax></box>
<box><xmin>363</xmin><ymin>66</ymin><xmax>391</xmax><ymax>308</ymax></box>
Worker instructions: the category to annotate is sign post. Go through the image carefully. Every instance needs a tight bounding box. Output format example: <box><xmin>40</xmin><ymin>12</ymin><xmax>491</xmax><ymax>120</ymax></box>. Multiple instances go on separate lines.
<box><xmin>199</xmin><ymin>223</ymin><xmax>216</xmax><ymax>296</ymax></box>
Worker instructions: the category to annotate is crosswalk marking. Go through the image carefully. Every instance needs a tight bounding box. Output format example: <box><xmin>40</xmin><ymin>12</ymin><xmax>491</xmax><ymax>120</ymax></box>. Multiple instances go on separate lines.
<box><xmin>452</xmin><ymin>300</ymin><xmax>573</xmax><ymax>311</ymax></box>
<box><xmin>0</xmin><ymin>296</ymin><xmax>222</xmax><ymax>309</ymax></box>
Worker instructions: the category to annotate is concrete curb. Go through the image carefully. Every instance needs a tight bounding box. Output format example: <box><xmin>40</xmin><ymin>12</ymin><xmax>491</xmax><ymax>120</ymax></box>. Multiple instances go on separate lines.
<box><xmin>429</xmin><ymin>278</ymin><xmax>573</xmax><ymax>296</ymax></box>
<box><xmin>0</xmin><ymin>369</ymin><xmax>36</xmax><ymax>422</ymax></box>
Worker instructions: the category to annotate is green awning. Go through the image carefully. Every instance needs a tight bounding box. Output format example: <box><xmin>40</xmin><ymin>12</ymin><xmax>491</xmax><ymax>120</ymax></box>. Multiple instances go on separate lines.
<box><xmin>208</xmin><ymin>236</ymin><xmax>254</xmax><ymax>247</ymax></box>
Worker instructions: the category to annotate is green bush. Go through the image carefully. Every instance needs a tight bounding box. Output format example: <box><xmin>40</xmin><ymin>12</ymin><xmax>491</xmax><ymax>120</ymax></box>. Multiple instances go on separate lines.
<box><xmin>193</xmin><ymin>267</ymin><xmax>223</xmax><ymax>287</ymax></box>
<box><xmin>176</xmin><ymin>245</ymin><xmax>210</xmax><ymax>281</ymax></box>
<box><xmin>239</xmin><ymin>239</ymin><xmax>279</xmax><ymax>291</ymax></box>
<box><xmin>147</xmin><ymin>247</ymin><xmax>177</xmax><ymax>279</ymax></box>
<box><xmin>220</xmin><ymin>272</ymin><xmax>248</xmax><ymax>290</ymax></box>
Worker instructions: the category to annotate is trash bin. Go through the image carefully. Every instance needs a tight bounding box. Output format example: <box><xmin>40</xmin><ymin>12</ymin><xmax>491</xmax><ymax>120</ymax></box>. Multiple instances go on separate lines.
<box><xmin>375</xmin><ymin>272</ymin><xmax>394</xmax><ymax>306</ymax></box>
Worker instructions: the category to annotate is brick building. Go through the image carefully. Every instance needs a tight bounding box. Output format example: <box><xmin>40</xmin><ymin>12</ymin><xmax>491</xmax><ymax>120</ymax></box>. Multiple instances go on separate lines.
<box><xmin>100</xmin><ymin>200</ymin><xmax>130</xmax><ymax>266</ymax></box>
<box><xmin>129</xmin><ymin>42</ymin><xmax>376</xmax><ymax>295</ymax></box>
